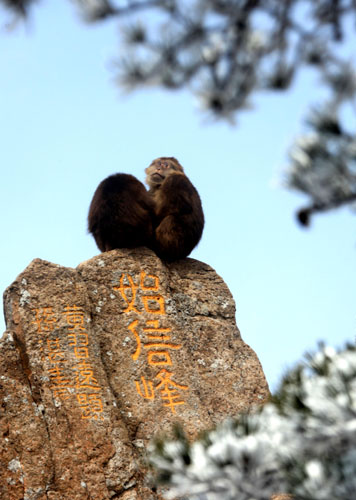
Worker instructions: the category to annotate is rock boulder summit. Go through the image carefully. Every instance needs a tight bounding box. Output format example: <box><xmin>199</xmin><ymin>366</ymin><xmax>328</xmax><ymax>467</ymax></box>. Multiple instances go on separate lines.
<box><xmin>0</xmin><ymin>248</ymin><xmax>269</xmax><ymax>499</ymax></box>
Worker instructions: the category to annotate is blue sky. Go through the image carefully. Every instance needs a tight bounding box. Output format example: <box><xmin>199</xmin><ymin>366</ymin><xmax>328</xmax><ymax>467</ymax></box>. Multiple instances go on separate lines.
<box><xmin>1</xmin><ymin>2</ymin><xmax>355</xmax><ymax>391</ymax></box>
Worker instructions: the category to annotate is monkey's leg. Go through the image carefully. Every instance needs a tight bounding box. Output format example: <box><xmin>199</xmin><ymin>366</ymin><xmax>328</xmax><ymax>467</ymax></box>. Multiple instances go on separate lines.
<box><xmin>154</xmin><ymin>215</ymin><xmax>195</xmax><ymax>261</ymax></box>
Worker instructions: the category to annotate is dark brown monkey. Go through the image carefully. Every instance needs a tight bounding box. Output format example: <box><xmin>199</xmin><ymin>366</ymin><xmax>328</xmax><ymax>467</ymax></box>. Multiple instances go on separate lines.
<box><xmin>87</xmin><ymin>157</ymin><xmax>204</xmax><ymax>261</ymax></box>
<box><xmin>88</xmin><ymin>173</ymin><xmax>154</xmax><ymax>252</ymax></box>
<box><xmin>145</xmin><ymin>157</ymin><xmax>204</xmax><ymax>261</ymax></box>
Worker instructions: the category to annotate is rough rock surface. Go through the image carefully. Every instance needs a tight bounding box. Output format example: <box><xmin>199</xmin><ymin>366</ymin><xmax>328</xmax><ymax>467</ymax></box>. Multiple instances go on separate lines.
<box><xmin>0</xmin><ymin>248</ymin><xmax>270</xmax><ymax>499</ymax></box>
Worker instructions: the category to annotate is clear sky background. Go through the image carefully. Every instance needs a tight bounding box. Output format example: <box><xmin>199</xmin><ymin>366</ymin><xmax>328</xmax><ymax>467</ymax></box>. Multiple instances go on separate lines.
<box><xmin>1</xmin><ymin>2</ymin><xmax>355</xmax><ymax>391</ymax></box>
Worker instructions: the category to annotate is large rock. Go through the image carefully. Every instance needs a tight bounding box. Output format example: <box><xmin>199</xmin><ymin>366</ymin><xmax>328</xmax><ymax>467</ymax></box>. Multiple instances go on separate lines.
<box><xmin>0</xmin><ymin>248</ymin><xmax>269</xmax><ymax>499</ymax></box>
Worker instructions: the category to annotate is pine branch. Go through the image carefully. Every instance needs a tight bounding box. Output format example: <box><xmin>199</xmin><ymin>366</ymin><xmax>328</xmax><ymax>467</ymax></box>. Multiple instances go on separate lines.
<box><xmin>297</xmin><ymin>191</ymin><xmax>356</xmax><ymax>226</ymax></box>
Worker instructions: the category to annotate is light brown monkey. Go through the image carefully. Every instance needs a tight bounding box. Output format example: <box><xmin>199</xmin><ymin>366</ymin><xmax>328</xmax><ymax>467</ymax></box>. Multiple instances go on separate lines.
<box><xmin>88</xmin><ymin>157</ymin><xmax>204</xmax><ymax>261</ymax></box>
<box><xmin>145</xmin><ymin>157</ymin><xmax>204</xmax><ymax>261</ymax></box>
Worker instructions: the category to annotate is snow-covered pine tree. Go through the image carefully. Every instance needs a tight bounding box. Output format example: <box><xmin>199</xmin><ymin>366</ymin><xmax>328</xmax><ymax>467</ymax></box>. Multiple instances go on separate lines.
<box><xmin>149</xmin><ymin>343</ymin><xmax>356</xmax><ymax>500</ymax></box>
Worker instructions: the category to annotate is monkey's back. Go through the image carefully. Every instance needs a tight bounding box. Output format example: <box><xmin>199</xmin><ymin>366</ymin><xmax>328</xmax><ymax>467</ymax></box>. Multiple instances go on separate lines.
<box><xmin>88</xmin><ymin>173</ymin><xmax>154</xmax><ymax>252</ymax></box>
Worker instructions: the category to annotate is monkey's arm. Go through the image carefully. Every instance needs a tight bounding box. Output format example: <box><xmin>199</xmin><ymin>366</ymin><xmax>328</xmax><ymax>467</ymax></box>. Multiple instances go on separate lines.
<box><xmin>152</xmin><ymin>173</ymin><xmax>204</xmax><ymax>261</ymax></box>
<box><xmin>155</xmin><ymin>174</ymin><xmax>199</xmax><ymax>216</ymax></box>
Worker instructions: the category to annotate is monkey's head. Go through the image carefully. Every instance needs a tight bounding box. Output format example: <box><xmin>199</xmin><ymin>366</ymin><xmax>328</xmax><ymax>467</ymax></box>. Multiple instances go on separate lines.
<box><xmin>145</xmin><ymin>157</ymin><xmax>184</xmax><ymax>189</ymax></box>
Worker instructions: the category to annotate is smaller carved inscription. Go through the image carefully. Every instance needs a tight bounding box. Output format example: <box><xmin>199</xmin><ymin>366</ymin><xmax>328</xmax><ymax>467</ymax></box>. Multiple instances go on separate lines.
<box><xmin>31</xmin><ymin>305</ymin><xmax>105</xmax><ymax>421</ymax></box>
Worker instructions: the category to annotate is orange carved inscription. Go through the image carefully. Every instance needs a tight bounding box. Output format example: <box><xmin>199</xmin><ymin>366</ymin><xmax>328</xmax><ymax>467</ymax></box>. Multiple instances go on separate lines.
<box><xmin>75</xmin><ymin>360</ymin><xmax>101</xmax><ymax>391</ymax></box>
<box><xmin>77</xmin><ymin>393</ymin><xmax>104</xmax><ymax>420</ymax></box>
<box><xmin>113</xmin><ymin>274</ymin><xmax>140</xmax><ymax>313</ymax></box>
<box><xmin>31</xmin><ymin>304</ymin><xmax>105</xmax><ymax>421</ymax></box>
<box><xmin>155</xmin><ymin>369</ymin><xmax>188</xmax><ymax>414</ymax></box>
<box><xmin>140</xmin><ymin>272</ymin><xmax>160</xmax><ymax>291</ymax></box>
<box><xmin>128</xmin><ymin>319</ymin><xmax>141</xmax><ymax>361</ymax></box>
<box><xmin>135</xmin><ymin>377</ymin><xmax>155</xmax><ymax>400</ymax></box>
<box><xmin>32</xmin><ymin>307</ymin><xmax>58</xmax><ymax>360</ymax></box>
<box><xmin>74</xmin><ymin>346</ymin><xmax>89</xmax><ymax>359</ymax></box>
<box><xmin>48</xmin><ymin>365</ymin><xmax>72</xmax><ymax>392</ymax></box>
<box><xmin>63</xmin><ymin>305</ymin><xmax>86</xmax><ymax>331</ymax></box>
<box><xmin>32</xmin><ymin>307</ymin><xmax>57</xmax><ymax>333</ymax></box>
<box><xmin>142</xmin><ymin>295</ymin><xmax>166</xmax><ymax>314</ymax></box>
<box><xmin>62</xmin><ymin>304</ymin><xmax>104</xmax><ymax>419</ymax></box>
<box><xmin>114</xmin><ymin>271</ymin><xmax>189</xmax><ymax>414</ymax></box>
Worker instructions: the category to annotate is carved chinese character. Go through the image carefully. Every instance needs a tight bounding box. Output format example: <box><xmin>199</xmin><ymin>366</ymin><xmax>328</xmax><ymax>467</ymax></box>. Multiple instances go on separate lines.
<box><xmin>155</xmin><ymin>369</ymin><xmax>188</xmax><ymax>414</ymax></box>
<box><xmin>142</xmin><ymin>295</ymin><xmax>166</xmax><ymax>315</ymax></box>
<box><xmin>52</xmin><ymin>387</ymin><xmax>72</xmax><ymax>401</ymax></box>
<box><xmin>63</xmin><ymin>305</ymin><xmax>86</xmax><ymax>331</ymax></box>
<box><xmin>75</xmin><ymin>362</ymin><xmax>100</xmax><ymax>391</ymax></box>
<box><xmin>114</xmin><ymin>271</ymin><xmax>163</xmax><ymax>313</ymax></box>
<box><xmin>143</xmin><ymin>319</ymin><xmax>182</xmax><ymax>366</ymax></box>
<box><xmin>140</xmin><ymin>271</ymin><xmax>159</xmax><ymax>291</ymax></box>
<box><xmin>113</xmin><ymin>274</ymin><xmax>140</xmax><ymax>313</ymax></box>
<box><xmin>32</xmin><ymin>307</ymin><xmax>57</xmax><ymax>334</ymax></box>
<box><xmin>127</xmin><ymin>320</ymin><xmax>141</xmax><ymax>361</ymax></box>
<box><xmin>135</xmin><ymin>377</ymin><xmax>155</xmax><ymax>400</ymax></box>
<box><xmin>47</xmin><ymin>338</ymin><xmax>65</xmax><ymax>364</ymax></box>
<box><xmin>48</xmin><ymin>365</ymin><xmax>72</xmax><ymax>388</ymax></box>
<box><xmin>77</xmin><ymin>393</ymin><xmax>104</xmax><ymax>420</ymax></box>
<box><xmin>74</xmin><ymin>346</ymin><xmax>89</xmax><ymax>359</ymax></box>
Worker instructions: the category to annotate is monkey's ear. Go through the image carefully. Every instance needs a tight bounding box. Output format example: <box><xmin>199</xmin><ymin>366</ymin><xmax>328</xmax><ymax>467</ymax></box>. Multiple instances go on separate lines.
<box><xmin>168</xmin><ymin>157</ymin><xmax>184</xmax><ymax>173</ymax></box>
